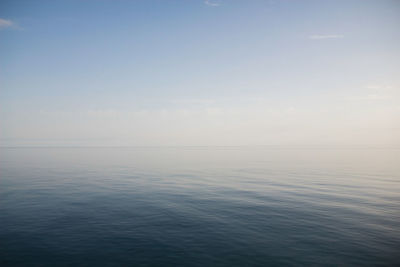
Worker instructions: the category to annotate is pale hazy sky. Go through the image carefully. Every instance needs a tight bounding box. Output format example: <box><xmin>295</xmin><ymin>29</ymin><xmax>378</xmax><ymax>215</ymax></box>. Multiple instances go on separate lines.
<box><xmin>1</xmin><ymin>0</ymin><xmax>399</xmax><ymax>146</ymax></box>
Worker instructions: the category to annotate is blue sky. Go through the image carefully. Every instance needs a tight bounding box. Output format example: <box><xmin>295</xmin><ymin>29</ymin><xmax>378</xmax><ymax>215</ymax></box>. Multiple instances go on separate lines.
<box><xmin>1</xmin><ymin>0</ymin><xmax>399</xmax><ymax>146</ymax></box>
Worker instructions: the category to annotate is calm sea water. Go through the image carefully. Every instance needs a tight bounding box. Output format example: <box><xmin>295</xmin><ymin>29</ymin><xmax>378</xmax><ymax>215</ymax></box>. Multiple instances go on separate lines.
<box><xmin>0</xmin><ymin>147</ymin><xmax>399</xmax><ymax>266</ymax></box>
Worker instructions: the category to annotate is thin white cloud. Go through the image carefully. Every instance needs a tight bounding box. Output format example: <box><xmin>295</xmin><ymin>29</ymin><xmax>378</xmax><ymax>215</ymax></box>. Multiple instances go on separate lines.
<box><xmin>365</xmin><ymin>84</ymin><xmax>394</xmax><ymax>91</ymax></box>
<box><xmin>204</xmin><ymin>0</ymin><xmax>220</xmax><ymax>7</ymax></box>
<box><xmin>364</xmin><ymin>84</ymin><xmax>398</xmax><ymax>100</ymax></box>
<box><xmin>366</xmin><ymin>94</ymin><xmax>389</xmax><ymax>100</ymax></box>
<box><xmin>309</xmin><ymin>34</ymin><xmax>344</xmax><ymax>40</ymax></box>
<box><xmin>0</xmin><ymin>18</ymin><xmax>14</xmax><ymax>29</ymax></box>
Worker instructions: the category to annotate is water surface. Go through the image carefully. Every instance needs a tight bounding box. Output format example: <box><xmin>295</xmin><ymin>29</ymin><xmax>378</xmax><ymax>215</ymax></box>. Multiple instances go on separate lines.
<box><xmin>1</xmin><ymin>147</ymin><xmax>399</xmax><ymax>266</ymax></box>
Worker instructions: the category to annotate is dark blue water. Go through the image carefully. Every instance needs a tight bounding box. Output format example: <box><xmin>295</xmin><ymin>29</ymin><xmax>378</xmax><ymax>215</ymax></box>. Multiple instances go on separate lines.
<box><xmin>1</xmin><ymin>147</ymin><xmax>399</xmax><ymax>266</ymax></box>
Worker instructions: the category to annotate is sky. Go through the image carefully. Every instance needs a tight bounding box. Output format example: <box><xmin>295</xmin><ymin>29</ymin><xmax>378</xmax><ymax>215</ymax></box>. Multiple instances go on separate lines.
<box><xmin>0</xmin><ymin>0</ymin><xmax>399</xmax><ymax>147</ymax></box>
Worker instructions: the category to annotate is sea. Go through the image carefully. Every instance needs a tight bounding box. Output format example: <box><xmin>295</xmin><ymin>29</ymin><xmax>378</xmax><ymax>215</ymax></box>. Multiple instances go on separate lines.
<box><xmin>0</xmin><ymin>147</ymin><xmax>399</xmax><ymax>266</ymax></box>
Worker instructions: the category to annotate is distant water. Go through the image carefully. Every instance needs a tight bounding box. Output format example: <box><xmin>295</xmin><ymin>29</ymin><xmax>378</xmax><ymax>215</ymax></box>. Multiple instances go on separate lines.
<box><xmin>1</xmin><ymin>147</ymin><xmax>399</xmax><ymax>266</ymax></box>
